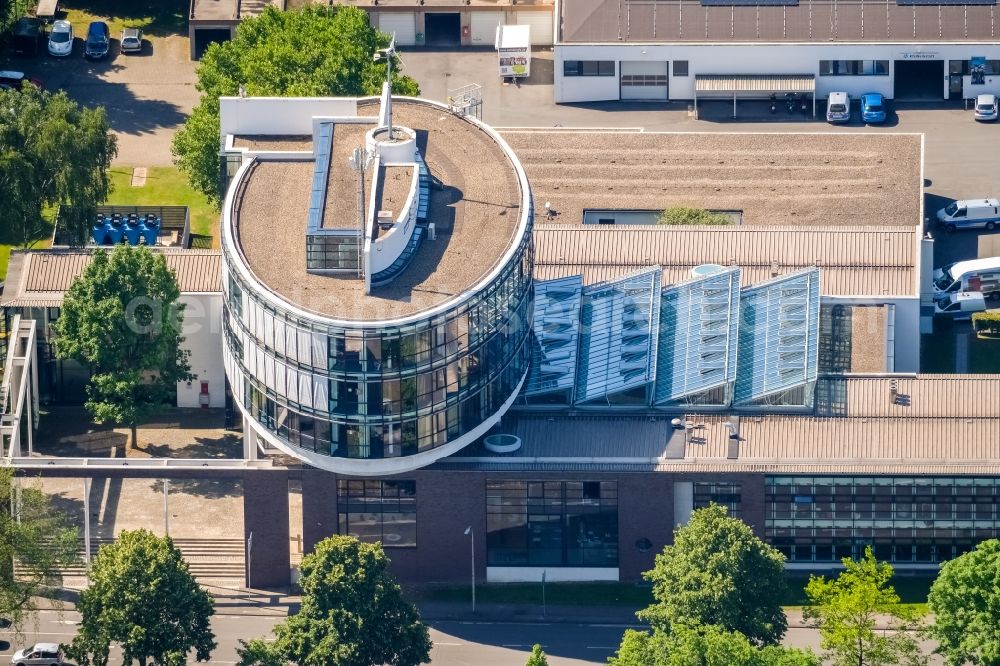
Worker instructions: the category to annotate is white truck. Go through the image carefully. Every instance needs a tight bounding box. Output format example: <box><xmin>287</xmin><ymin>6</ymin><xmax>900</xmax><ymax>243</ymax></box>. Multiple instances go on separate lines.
<box><xmin>496</xmin><ymin>25</ymin><xmax>530</xmax><ymax>79</ymax></box>
<box><xmin>933</xmin><ymin>256</ymin><xmax>1000</xmax><ymax>299</ymax></box>
<box><xmin>936</xmin><ymin>199</ymin><xmax>1000</xmax><ymax>232</ymax></box>
<box><xmin>934</xmin><ymin>291</ymin><xmax>987</xmax><ymax>319</ymax></box>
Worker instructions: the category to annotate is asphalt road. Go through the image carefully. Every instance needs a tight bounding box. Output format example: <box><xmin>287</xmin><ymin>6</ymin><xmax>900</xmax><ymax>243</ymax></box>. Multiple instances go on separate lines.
<box><xmin>0</xmin><ymin>609</ymin><xmax>637</xmax><ymax>665</ymax></box>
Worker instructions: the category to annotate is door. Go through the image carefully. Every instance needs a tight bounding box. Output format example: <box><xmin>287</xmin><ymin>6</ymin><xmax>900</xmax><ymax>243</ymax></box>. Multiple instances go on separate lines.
<box><xmin>620</xmin><ymin>61</ymin><xmax>669</xmax><ymax>100</ymax></box>
<box><xmin>893</xmin><ymin>59</ymin><xmax>944</xmax><ymax>100</ymax></box>
<box><xmin>515</xmin><ymin>10</ymin><xmax>554</xmax><ymax>46</ymax></box>
<box><xmin>470</xmin><ymin>11</ymin><xmax>503</xmax><ymax>46</ymax></box>
<box><xmin>379</xmin><ymin>12</ymin><xmax>417</xmax><ymax>46</ymax></box>
<box><xmin>424</xmin><ymin>12</ymin><xmax>461</xmax><ymax>47</ymax></box>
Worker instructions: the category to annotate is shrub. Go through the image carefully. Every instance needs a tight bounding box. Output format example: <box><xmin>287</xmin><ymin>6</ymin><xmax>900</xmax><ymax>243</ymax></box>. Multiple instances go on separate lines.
<box><xmin>657</xmin><ymin>207</ymin><xmax>731</xmax><ymax>226</ymax></box>
<box><xmin>972</xmin><ymin>311</ymin><xmax>1000</xmax><ymax>336</ymax></box>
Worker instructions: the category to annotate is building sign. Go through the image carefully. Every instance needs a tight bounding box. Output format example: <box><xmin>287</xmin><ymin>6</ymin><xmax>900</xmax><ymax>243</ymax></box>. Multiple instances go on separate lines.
<box><xmin>499</xmin><ymin>50</ymin><xmax>528</xmax><ymax>77</ymax></box>
<box><xmin>900</xmin><ymin>52</ymin><xmax>939</xmax><ymax>60</ymax></box>
<box><xmin>971</xmin><ymin>56</ymin><xmax>987</xmax><ymax>85</ymax></box>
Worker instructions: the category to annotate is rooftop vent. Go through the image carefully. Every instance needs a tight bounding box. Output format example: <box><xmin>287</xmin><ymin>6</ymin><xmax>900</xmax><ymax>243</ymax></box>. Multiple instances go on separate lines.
<box><xmin>484</xmin><ymin>434</ymin><xmax>522</xmax><ymax>454</ymax></box>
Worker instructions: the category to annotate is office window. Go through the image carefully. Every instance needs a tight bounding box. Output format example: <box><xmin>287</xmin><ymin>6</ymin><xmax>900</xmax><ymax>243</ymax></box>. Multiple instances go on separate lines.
<box><xmin>693</xmin><ymin>482</ymin><xmax>742</xmax><ymax>518</ymax></box>
<box><xmin>819</xmin><ymin>60</ymin><xmax>889</xmax><ymax>76</ymax></box>
<box><xmin>564</xmin><ymin>60</ymin><xmax>615</xmax><ymax>77</ymax></box>
<box><xmin>673</xmin><ymin>60</ymin><xmax>689</xmax><ymax>77</ymax></box>
<box><xmin>486</xmin><ymin>480</ymin><xmax>618</xmax><ymax>567</ymax></box>
<box><xmin>337</xmin><ymin>480</ymin><xmax>416</xmax><ymax>547</ymax></box>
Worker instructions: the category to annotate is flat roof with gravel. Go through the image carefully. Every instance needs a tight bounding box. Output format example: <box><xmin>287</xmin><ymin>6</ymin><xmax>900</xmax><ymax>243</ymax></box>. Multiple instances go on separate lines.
<box><xmin>232</xmin><ymin>101</ymin><xmax>523</xmax><ymax>322</ymax></box>
<box><xmin>502</xmin><ymin>131</ymin><xmax>922</xmax><ymax>229</ymax></box>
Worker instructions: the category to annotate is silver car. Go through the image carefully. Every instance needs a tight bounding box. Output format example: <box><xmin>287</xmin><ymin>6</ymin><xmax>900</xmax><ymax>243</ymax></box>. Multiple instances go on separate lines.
<box><xmin>974</xmin><ymin>93</ymin><xmax>998</xmax><ymax>121</ymax></box>
<box><xmin>11</xmin><ymin>642</ymin><xmax>63</xmax><ymax>666</ymax></box>
<box><xmin>120</xmin><ymin>27</ymin><xmax>142</xmax><ymax>54</ymax></box>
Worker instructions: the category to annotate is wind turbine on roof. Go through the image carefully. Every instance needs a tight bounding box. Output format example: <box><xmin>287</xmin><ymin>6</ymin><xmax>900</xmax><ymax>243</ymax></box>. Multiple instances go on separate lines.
<box><xmin>374</xmin><ymin>35</ymin><xmax>397</xmax><ymax>140</ymax></box>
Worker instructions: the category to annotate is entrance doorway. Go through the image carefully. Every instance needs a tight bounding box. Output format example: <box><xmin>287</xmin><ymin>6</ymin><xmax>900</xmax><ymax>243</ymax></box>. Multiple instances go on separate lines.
<box><xmin>894</xmin><ymin>60</ymin><xmax>944</xmax><ymax>100</ymax></box>
<box><xmin>425</xmin><ymin>13</ymin><xmax>461</xmax><ymax>47</ymax></box>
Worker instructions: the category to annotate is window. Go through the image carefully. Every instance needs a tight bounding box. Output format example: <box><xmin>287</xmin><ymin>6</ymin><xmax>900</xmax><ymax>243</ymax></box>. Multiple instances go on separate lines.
<box><xmin>337</xmin><ymin>480</ymin><xmax>416</xmax><ymax>547</ymax></box>
<box><xmin>620</xmin><ymin>74</ymin><xmax>668</xmax><ymax>87</ymax></box>
<box><xmin>673</xmin><ymin>60</ymin><xmax>689</xmax><ymax>77</ymax></box>
<box><xmin>564</xmin><ymin>60</ymin><xmax>615</xmax><ymax>77</ymax></box>
<box><xmin>486</xmin><ymin>480</ymin><xmax>618</xmax><ymax>567</ymax></box>
<box><xmin>819</xmin><ymin>60</ymin><xmax>889</xmax><ymax>76</ymax></box>
<box><xmin>693</xmin><ymin>482</ymin><xmax>742</xmax><ymax>518</ymax></box>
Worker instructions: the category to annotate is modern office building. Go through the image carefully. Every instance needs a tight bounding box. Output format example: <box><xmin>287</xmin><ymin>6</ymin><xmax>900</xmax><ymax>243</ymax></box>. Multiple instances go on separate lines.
<box><xmin>554</xmin><ymin>0</ymin><xmax>1000</xmax><ymax>104</ymax></box>
<box><xmin>11</xmin><ymin>90</ymin><xmax>1000</xmax><ymax>588</ymax></box>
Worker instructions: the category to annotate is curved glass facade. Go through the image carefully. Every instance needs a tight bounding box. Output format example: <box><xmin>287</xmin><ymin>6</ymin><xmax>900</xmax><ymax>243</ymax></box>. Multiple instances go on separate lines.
<box><xmin>222</xmin><ymin>224</ymin><xmax>534</xmax><ymax>464</ymax></box>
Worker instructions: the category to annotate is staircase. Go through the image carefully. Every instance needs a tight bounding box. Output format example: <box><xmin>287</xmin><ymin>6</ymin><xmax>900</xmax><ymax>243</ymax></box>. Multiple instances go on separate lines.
<box><xmin>17</xmin><ymin>537</ymin><xmax>246</xmax><ymax>587</ymax></box>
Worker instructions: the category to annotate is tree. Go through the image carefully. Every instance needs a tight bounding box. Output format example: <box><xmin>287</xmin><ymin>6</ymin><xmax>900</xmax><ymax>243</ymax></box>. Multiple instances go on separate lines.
<box><xmin>526</xmin><ymin>643</ymin><xmax>549</xmax><ymax>666</ymax></box>
<box><xmin>0</xmin><ymin>468</ymin><xmax>78</xmax><ymax>632</ymax></box>
<box><xmin>173</xmin><ymin>5</ymin><xmax>420</xmax><ymax>203</ymax></box>
<box><xmin>610</xmin><ymin>623</ymin><xmax>819</xmax><ymax>666</ymax></box>
<box><xmin>0</xmin><ymin>85</ymin><xmax>117</xmax><ymax>247</ymax></box>
<box><xmin>638</xmin><ymin>504</ymin><xmax>788</xmax><ymax>646</ymax></box>
<box><xmin>927</xmin><ymin>539</ymin><xmax>1000</xmax><ymax>666</ymax></box>
<box><xmin>53</xmin><ymin>244</ymin><xmax>192</xmax><ymax>449</ymax></box>
<box><xmin>237</xmin><ymin>535</ymin><xmax>431</xmax><ymax>666</ymax></box>
<box><xmin>804</xmin><ymin>546</ymin><xmax>925</xmax><ymax>666</ymax></box>
<box><xmin>657</xmin><ymin>207</ymin><xmax>731</xmax><ymax>226</ymax></box>
<box><xmin>66</xmin><ymin>529</ymin><xmax>216</xmax><ymax>666</ymax></box>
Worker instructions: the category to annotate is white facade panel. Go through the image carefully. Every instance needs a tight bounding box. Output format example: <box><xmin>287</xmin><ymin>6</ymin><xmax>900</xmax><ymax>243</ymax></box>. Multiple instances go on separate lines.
<box><xmin>554</xmin><ymin>43</ymin><xmax>1000</xmax><ymax>103</ymax></box>
<box><xmin>515</xmin><ymin>11</ymin><xmax>554</xmax><ymax>46</ymax></box>
<box><xmin>620</xmin><ymin>60</ymin><xmax>669</xmax><ymax>100</ymax></box>
<box><xmin>471</xmin><ymin>11</ymin><xmax>503</xmax><ymax>46</ymax></box>
<box><xmin>176</xmin><ymin>294</ymin><xmax>225</xmax><ymax>409</ymax></box>
<box><xmin>379</xmin><ymin>12</ymin><xmax>417</xmax><ymax>46</ymax></box>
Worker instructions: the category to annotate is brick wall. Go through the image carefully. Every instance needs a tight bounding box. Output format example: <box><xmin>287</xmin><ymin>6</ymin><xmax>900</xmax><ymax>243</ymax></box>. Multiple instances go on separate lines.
<box><xmin>243</xmin><ymin>470</ymin><xmax>291</xmax><ymax>589</ymax></box>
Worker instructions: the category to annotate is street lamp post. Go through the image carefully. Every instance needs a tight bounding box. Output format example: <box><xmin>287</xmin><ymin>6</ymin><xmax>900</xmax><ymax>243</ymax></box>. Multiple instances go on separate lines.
<box><xmin>464</xmin><ymin>526</ymin><xmax>475</xmax><ymax>614</ymax></box>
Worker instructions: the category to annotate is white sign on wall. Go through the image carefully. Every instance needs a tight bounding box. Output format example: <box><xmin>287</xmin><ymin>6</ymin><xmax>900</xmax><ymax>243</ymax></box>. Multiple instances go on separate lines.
<box><xmin>900</xmin><ymin>52</ymin><xmax>940</xmax><ymax>60</ymax></box>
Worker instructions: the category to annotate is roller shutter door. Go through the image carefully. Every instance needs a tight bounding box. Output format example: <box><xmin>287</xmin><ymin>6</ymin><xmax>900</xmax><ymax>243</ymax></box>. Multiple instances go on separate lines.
<box><xmin>379</xmin><ymin>12</ymin><xmax>416</xmax><ymax>46</ymax></box>
<box><xmin>515</xmin><ymin>10</ymin><xmax>553</xmax><ymax>46</ymax></box>
<box><xmin>620</xmin><ymin>61</ymin><xmax>669</xmax><ymax>100</ymax></box>
<box><xmin>471</xmin><ymin>11</ymin><xmax>503</xmax><ymax>46</ymax></box>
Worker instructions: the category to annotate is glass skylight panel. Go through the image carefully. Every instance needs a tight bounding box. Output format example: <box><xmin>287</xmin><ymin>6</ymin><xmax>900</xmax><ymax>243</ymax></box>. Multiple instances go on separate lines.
<box><xmin>526</xmin><ymin>275</ymin><xmax>583</xmax><ymax>396</ymax></box>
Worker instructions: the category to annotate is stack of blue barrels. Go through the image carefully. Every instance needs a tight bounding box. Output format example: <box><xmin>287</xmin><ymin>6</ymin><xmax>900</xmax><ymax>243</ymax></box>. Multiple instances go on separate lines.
<box><xmin>91</xmin><ymin>213</ymin><xmax>160</xmax><ymax>246</ymax></box>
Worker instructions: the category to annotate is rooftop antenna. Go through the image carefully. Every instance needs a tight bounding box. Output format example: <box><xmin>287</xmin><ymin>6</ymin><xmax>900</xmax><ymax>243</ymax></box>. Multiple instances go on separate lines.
<box><xmin>373</xmin><ymin>35</ymin><xmax>397</xmax><ymax>140</ymax></box>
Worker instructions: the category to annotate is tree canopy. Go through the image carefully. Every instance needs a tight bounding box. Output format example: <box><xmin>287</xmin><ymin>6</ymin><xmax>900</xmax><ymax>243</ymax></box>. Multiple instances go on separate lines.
<box><xmin>53</xmin><ymin>244</ymin><xmax>192</xmax><ymax>448</ymax></box>
<box><xmin>638</xmin><ymin>504</ymin><xmax>788</xmax><ymax>646</ymax></box>
<box><xmin>657</xmin><ymin>207</ymin><xmax>731</xmax><ymax>226</ymax></box>
<box><xmin>526</xmin><ymin>644</ymin><xmax>550</xmax><ymax>666</ymax></box>
<box><xmin>67</xmin><ymin>529</ymin><xmax>216</xmax><ymax>666</ymax></box>
<box><xmin>0</xmin><ymin>468</ymin><xmax>78</xmax><ymax>633</ymax></box>
<box><xmin>237</xmin><ymin>535</ymin><xmax>431</xmax><ymax>666</ymax></box>
<box><xmin>610</xmin><ymin>623</ymin><xmax>819</xmax><ymax>666</ymax></box>
<box><xmin>928</xmin><ymin>539</ymin><xmax>1000</xmax><ymax>666</ymax></box>
<box><xmin>804</xmin><ymin>546</ymin><xmax>925</xmax><ymax>666</ymax></box>
<box><xmin>0</xmin><ymin>86</ymin><xmax>117</xmax><ymax>247</ymax></box>
<box><xmin>172</xmin><ymin>5</ymin><xmax>420</xmax><ymax>203</ymax></box>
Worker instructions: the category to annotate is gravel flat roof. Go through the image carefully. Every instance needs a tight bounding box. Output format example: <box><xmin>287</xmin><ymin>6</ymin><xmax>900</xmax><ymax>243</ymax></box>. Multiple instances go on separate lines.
<box><xmin>502</xmin><ymin>131</ymin><xmax>921</xmax><ymax>229</ymax></box>
<box><xmin>233</xmin><ymin>135</ymin><xmax>313</xmax><ymax>151</ymax></box>
<box><xmin>233</xmin><ymin>101</ymin><xmax>522</xmax><ymax>322</ymax></box>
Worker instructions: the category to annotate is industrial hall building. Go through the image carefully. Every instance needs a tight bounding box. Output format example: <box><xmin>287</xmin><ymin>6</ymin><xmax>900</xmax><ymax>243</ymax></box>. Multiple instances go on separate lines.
<box><xmin>4</xmin><ymin>89</ymin><xmax>1000</xmax><ymax>589</ymax></box>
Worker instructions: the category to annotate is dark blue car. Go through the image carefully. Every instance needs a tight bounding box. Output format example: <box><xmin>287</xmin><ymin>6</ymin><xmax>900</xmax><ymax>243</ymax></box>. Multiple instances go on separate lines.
<box><xmin>84</xmin><ymin>21</ymin><xmax>109</xmax><ymax>59</ymax></box>
<box><xmin>860</xmin><ymin>93</ymin><xmax>886</xmax><ymax>124</ymax></box>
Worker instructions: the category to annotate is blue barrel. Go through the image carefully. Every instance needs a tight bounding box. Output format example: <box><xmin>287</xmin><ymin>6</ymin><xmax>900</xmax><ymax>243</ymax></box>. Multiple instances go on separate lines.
<box><xmin>92</xmin><ymin>225</ymin><xmax>108</xmax><ymax>245</ymax></box>
<box><xmin>106</xmin><ymin>224</ymin><xmax>123</xmax><ymax>244</ymax></box>
<box><xmin>123</xmin><ymin>222</ymin><xmax>141</xmax><ymax>246</ymax></box>
<box><xmin>140</xmin><ymin>222</ymin><xmax>158</xmax><ymax>246</ymax></box>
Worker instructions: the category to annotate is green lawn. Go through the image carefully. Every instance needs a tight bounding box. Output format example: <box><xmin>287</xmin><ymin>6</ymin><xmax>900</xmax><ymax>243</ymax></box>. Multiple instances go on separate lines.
<box><xmin>783</xmin><ymin>573</ymin><xmax>934</xmax><ymax>613</ymax></box>
<box><xmin>58</xmin><ymin>0</ymin><xmax>186</xmax><ymax>39</ymax></box>
<box><xmin>107</xmin><ymin>166</ymin><xmax>219</xmax><ymax>243</ymax></box>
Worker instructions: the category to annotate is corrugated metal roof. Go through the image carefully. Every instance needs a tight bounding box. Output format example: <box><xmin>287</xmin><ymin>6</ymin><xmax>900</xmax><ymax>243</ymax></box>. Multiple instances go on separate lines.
<box><xmin>816</xmin><ymin>375</ymin><xmax>1000</xmax><ymax>418</ymax></box>
<box><xmin>534</xmin><ymin>226</ymin><xmax>917</xmax><ymax>297</ymax></box>
<box><xmin>1</xmin><ymin>250</ymin><xmax>222</xmax><ymax>308</ymax></box>
<box><xmin>695</xmin><ymin>74</ymin><xmax>815</xmax><ymax>94</ymax></box>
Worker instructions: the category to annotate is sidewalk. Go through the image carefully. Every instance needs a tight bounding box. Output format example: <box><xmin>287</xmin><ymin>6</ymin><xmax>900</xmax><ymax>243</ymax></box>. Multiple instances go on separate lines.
<box><xmin>417</xmin><ymin>599</ymin><xmax>641</xmax><ymax>625</ymax></box>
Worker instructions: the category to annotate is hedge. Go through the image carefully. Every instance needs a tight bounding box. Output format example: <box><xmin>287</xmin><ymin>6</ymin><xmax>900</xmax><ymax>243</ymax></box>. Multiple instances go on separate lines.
<box><xmin>972</xmin><ymin>311</ymin><xmax>1000</xmax><ymax>336</ymax></box>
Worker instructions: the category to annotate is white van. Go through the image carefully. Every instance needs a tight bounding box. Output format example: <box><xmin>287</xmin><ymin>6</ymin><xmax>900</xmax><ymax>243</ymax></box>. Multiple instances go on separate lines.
<box><xmin>934</xmin><ymin>291</ymin><xmax>987</xmax><ymax>319</ymax></box>
<box><xmin>933</xmin><ymin>256</ymin><xmax>1000</xmax><ymax>298</ymax></box>
<box><xmin>826</xmin><ymin>92</ymin><xmax>850</xmax><ymax>123</ymax></box>
<box><xmin>936</xmin><ymin>199</ymin><xmax>1000</xmax><ymax>232</ymax></box>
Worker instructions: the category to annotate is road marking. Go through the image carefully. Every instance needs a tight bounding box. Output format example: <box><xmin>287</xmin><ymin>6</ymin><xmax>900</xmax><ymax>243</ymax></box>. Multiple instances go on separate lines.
<box><xmin>433</xmin><ymin>642</ymin><xmax>463</xmax><ymax>646</ymax></box>
<box><xmin>587</xmin><ymin>646</ymin><xmax>618</xmax><ymax>650</ymax></box>
<box><xmin>501</xmin><ymin>644</ymin><xmax>525</xmax><ymax>647</ymax></box>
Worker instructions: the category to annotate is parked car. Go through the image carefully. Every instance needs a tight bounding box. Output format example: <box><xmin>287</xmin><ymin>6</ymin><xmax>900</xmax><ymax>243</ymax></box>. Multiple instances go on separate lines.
<box><xmin>860</xmin><ymin>92</ymin><xmax>886</xmax><ymax>123</ymax></box>
<box><xmin>84</xmin><ymin>21</ymin><xmax>110</xmax><ymax>59</ymax></box>
<box><xmin>826</xmin><ymin>91</ymin><xmax>850</xmax><ymax>123</ymax></box>
<box><xmin>934</xmin><ymin>256</ymin><xmax>1000</xmax><ymax>299</ymax></box>
<box><xmin>46</xmin><ymin>20</ymin><xmax>73</xmax><ymax>57</ymax></box>
<box><xmin>11</xmin><ymin>642</ymin><xmax>64</xmax><ymax>665</ymax></box>
<box><xmin>936</xmin><ymin>198</ymin><xmax>1000</xmax><ymax>232</ymax></box>
<box><xmin>934</xmin><ymin>291</ymin><xmax>987</xmax><ymax>319</ymax></box>
<box><xmin>974</xmin><ymin>93</ymin><xmax>998</xmax><ymax>121</ymax></box>
<box><xmin>12</xmin><ymin>17</ymin><xmax>44</xmax><ymax>56</ymax></box>
<box><xmin>0</xmin><ymin>70</ymin><xmax>43</xmax><ymax>92</ymax></box>
<box><xmin>120</xmin><ymin>27</ymin><xmax>143</xmax><ymax>54</ymax></box>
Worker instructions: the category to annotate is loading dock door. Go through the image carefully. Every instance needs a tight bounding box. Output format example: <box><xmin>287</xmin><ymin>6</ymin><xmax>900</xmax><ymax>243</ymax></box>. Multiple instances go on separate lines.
<box><xmin>894</xmin><ymin>60</ymin><xmax>944</xmax><ymax>100</ymax></box>
<box><xmin>620</xmin><ymin>61</ymin><xmax>669</xmax><ymax>100</ymax></box>
<box><xmin>379</xmin><ymin>13</ymin><xmax>417</xmax><ymax>46</ymax></box>
<box><xmin>471</xmin><ymin>11</ymin><xmax>503</xmax><ymax>45</ymax></box>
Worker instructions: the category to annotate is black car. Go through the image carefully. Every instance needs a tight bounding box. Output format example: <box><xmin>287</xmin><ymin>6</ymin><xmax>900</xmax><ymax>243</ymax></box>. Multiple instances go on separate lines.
<box><xmin>84</xmin><ymin>21</ymin><xmax>110</xmax><ymax>59</ymax></box>
<box><xmin>12</xmin><ymin>17</ymin><xmax>44</xmax><ymax>56</ymax></box>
